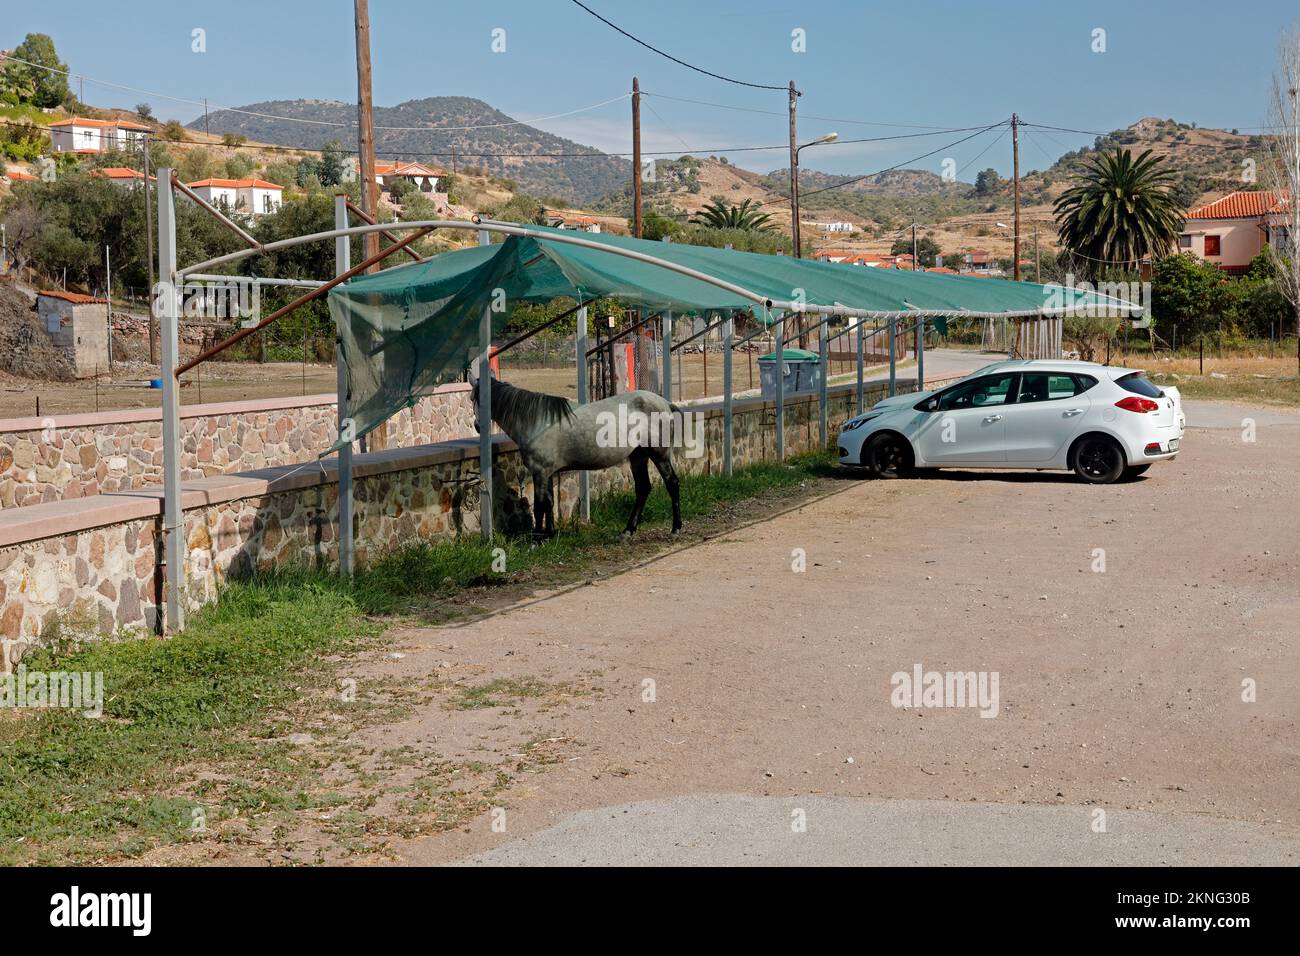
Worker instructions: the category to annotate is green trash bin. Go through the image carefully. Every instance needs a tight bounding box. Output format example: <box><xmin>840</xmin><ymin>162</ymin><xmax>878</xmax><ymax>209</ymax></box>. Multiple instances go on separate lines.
<box><xmin>758</xmin><ymin>348</ymin><xmax>822</xmax><ymax>398</ymax></box>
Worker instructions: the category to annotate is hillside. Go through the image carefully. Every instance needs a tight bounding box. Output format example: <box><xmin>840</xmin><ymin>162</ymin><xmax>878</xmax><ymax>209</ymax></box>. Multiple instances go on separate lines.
<box><xmin>190</xmin><ymin>97</ymin><xmax>629</xmax><ymax>205</ymax></box>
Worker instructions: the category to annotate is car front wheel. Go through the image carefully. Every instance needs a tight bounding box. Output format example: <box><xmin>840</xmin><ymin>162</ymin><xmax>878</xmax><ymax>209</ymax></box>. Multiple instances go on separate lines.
<box><xmin>863</xmin><ymin>432</ymin><xmax>914</xmax><ymax>479</ymax></box>
<box><xmin>1073</xmin><ymin>435</ymin><xmax>1126</xmax><ymax>484</ymax></box>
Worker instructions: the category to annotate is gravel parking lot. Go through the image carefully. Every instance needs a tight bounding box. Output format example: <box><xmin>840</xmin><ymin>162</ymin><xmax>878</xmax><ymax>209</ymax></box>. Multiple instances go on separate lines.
<box><xmin>346</xmin><ymin>399</ymin><xmax>1299</xmax><ymax>865</ymax></box>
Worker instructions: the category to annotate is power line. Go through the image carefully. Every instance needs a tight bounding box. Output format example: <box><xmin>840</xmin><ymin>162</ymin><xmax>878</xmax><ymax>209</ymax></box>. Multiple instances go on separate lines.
<box><xmin>568</xmin><ymin>1</ymin><xmax>786</xmax><ymax>91</ymax></box>
<box><xmin>758</xmin><ymin>120</ymin><xmax>1010</xmax><ymax>206</ymax></box>
<box><xmin>643</xmin><ymin>90</ymin><xmax>999</xmax><ymax>131</ymax></box>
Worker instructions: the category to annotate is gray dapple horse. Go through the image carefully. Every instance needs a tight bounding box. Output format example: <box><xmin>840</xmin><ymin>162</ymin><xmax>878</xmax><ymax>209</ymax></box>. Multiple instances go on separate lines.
<box><xmin>470</xmin><ymin>371</ymin><xmax>683</xmax><ymax>538</ymax></box>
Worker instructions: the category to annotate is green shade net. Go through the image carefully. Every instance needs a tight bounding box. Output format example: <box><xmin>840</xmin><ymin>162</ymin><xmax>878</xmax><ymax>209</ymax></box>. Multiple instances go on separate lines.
<box><xmin>327</xmin><ymin>224</ymin><xmax>1139</xmax><ymax>450</ymax></box>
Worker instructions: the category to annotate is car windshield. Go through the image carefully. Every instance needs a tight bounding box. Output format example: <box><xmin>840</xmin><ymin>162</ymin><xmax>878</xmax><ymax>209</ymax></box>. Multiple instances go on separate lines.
<box><xmin>1116</xmin><ymin>371</ymin><xmax>1163</xmax><ymax>399</ymax></box>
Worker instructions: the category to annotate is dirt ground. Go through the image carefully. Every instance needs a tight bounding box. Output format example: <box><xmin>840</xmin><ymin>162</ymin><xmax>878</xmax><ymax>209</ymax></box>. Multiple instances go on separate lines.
<box><xmin>138</xmin><ymin>399</ymin><xmax>1299</xmax><ymax>865</ymax></box>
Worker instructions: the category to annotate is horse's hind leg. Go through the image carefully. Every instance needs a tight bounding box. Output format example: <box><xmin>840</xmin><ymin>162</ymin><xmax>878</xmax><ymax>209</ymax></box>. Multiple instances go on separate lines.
<box><xmin>649</xmin><ymin>449</ymin><xmax>682</xmax><ymax>534</ymax></box>
<box><xmin>625</xmin><ymin>450</ymin><xmax>652</xmax><ymax>535</ymax></box>
<box><xmin>530</xmin><ymin>468</ymin><xmax>550</xmax><ymax>540</ymax></box>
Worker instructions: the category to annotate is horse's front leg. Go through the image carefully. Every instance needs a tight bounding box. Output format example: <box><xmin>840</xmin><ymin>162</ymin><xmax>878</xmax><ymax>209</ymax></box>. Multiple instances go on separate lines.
<box><xmin>544</xmin><ymin>476</ymin><xmax>557</xmax><ymax>537</ymax></box>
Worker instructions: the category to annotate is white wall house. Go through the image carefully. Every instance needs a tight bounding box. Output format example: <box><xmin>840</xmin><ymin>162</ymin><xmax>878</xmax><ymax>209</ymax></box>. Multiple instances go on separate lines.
<box><xmin>374</xmin><ymin>160</ymin><xmax>444</xmax><ymax>194</ymax></box>
<box><xmin>543</xmin><ymin>210</ymin><xmax>602</xmax><ymax>233</ymax></box>
<box><xmin>49</xmin><ymin>118</ymin><xmax>151</xmax><ymax>154</ymax></box>
<box><xmin>186</xmin><ymin>178</ymin><xmax>284</xmax><ymax>216</ymax></box>
<box><xmin>817</xmin><ymin>221</ymin><xmax>855</xmax><ymax>233</ymax></box>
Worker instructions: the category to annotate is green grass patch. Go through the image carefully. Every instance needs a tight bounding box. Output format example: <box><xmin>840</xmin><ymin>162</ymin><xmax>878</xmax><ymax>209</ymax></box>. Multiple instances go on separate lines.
<box><xmin>1149</xmin><ymin>370</ymin><xmax>1300</xmax><ymax>407</ymax></box>
<box><xmin>0</xmin><ymin>451</ymin><xmax>832</xmax><ymax>864</ymax></box>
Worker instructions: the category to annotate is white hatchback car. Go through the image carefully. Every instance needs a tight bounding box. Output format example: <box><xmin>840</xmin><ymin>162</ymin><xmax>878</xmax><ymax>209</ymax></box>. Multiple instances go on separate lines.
<box><xmin>837</xmin><ymin>360</ymin><xmax>1185</xmax><ymax>484</ymax></box>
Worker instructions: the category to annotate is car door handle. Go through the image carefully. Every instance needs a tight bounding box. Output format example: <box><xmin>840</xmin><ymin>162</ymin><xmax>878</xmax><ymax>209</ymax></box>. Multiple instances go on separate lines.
<box><xmin>1063</xmin><ymin>408</ymin><xmax>1085</xmax><ymax>417</ymax></box>
<box><xmin>982</xmin><ymin>414</ymin><xmax>1003</xmax><ymax>423</ymax></box>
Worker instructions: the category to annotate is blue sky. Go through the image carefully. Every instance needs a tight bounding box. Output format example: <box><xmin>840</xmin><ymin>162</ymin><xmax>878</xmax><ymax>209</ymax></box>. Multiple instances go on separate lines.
<box><xmin>8</xmin><ymin>0</ymin><xmax>1297</xmax><ymax>180</ymax></box>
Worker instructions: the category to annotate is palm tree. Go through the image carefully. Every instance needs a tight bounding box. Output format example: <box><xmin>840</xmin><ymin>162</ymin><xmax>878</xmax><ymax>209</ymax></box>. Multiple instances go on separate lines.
<box><xmin>691</xmin><ymin>197</ymin><xmax>774</xmax><ymax>232</ymax></box>
<box><xmin>1053</xmin><ymin>148</ymin><xmax>1185</xmax><ymax>276</ymax></box>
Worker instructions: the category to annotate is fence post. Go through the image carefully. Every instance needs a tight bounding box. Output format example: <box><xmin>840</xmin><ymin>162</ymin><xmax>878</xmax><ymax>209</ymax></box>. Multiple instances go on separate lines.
<box><xmin>661</xmin><ymin>311</ymin><xmax>673</xmax><ymax>401</ymax></box>
<box><xmin>333</xmin><ymin>195</ymin><xmax>354</xmax><ymax>577</ymax></box>
<box><xmin>477</xmin><ymin>228</ymin><xmax>493</xmax><ymax>541</ymax></box>
<box><xmin>576</xmin><ymin>304</ymin><xmax>590</xmax><ymax>521</ymax></box>
<box><xmin>774</xmin><ymin>307</ymin><xmax>785</xmax><ymax>462</ymax></box>
<box><xmin>818</xmin><ymin>319</ymin><xmax>828</xmax><ymax>450</ymax></box>
<box><xmin>723</xmin><ymin>311</ymin><xmax>733</xmax><ymax>476</ymax></box>
<box><xmin>856</xmin><ymin>316</ymin><xmax>865</xmax><ymax>414</ymax></box>
<box><xmin>888</xmin><ymin>317</ymin><xmax>897</xmax><ymax>397</ymax></box>
<box><xmin>157</xmin><ymin>170</ymin><xmax>185</xmax><ymax>633</ymax></box>
<box><xmin>916</xmin><ymin>316</ymin><xmax>925</xmax><ymax>391</ymax></box>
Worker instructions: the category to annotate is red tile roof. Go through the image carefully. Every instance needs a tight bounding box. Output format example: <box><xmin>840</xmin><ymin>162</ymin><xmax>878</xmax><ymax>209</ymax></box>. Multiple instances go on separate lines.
<box><xmin>92</xmin><ymin>167</ymin><xmax>152</xmax><ymax>180</ymax></box>
<box><xmin>49</xmin><ymin>117</ymin><xmax>151</xmax><ymax>131</ymax></box>
<box><xmin>186</xmin><ymin>178</ymin><xmax>283</xmax><ymax>190</ymax></box>
<box><xmin>5</xmin><ymin>170</ymin><xmax>37</xmax><ymax>181</ymax></box>
<box><xmin>1187</xmin><ymin>190</ymin><xmax>1292</xmax><ymax>219</ymax></box>
<box><xmin>39</xmin><ymin>290</ymin><xmax>107</xmax><ymax>304</ymax></box>
<box><xmin>375</xmin><ymin>161</ymin><xmax>446</xmax><ymax>178</ymax></box>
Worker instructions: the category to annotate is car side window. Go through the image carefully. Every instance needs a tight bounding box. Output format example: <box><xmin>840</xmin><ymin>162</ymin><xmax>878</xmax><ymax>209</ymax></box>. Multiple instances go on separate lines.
<box><xmin>1016</xmin><ymin>372</ymin><xmax>1080</xmax><ymax>404</ymax></box>
<box><xmin>937</xmin><ymin>374</ymin><xmax>1016</xmax><ymax>411</ymax></box>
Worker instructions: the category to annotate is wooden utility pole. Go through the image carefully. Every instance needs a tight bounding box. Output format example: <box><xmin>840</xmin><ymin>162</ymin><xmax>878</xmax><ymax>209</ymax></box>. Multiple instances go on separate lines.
<box><xmin>787</xmin><ymin>80</ymin><xmax>801</xmax><ymax>258</ymax></box>
<box><xmin>1011</xmin><ymin>113</ymin><xmax>1021</xmax><ymax>281</ymax></box>
<box><xmin>632</xmin><ymin>77</ymin><xmax>643</xmax><ymax>238</ymax></box>
<box><xmin>354</xmin><ymin>0</ymin><xmax>380</xmax><ymax>267</ymax></box>
<box><xmin>1033</xmin><ymin>222</ymin><xmax>1041</xmax><ymax>283</ymax></box>
<box><xmin>912</xmin><ymin>223</ymin><xmax>918</xmax><ymax>272</ymax></box>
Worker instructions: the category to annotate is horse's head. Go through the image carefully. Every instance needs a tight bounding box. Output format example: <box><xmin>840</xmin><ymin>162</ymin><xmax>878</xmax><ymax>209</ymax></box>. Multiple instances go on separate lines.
<box><xmin>467</xmin><ymin>357</ymin><xmax>496</xmax><ymax>434</ymax></box>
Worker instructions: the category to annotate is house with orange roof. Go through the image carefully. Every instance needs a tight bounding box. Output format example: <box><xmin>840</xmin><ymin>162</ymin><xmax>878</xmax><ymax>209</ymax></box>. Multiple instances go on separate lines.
<box><xmin>373</xmin><ymin>160</ymin><xmax>446</xmax><ymax>194</ymax></box>
<box><xmin>4</xmin><ymin>169</ymin><xmax>37</xmax><ymax>183</ymax></box>
<box><xmin>1181</xmin><ymin>190</ymin><xmax>1293</xmax><ymax>275</ymax></box>
<box><xmin>543</xmin><ymin>210</ymin><xmax>602</xmax><ymax>233</ymax></box>
<box><xmin>186</xmin><ymin>178</ymin><xmax>284</xmax><ymax>216</ymax></box>
<box><xmin>91</xmin><ymin>167</ymin><xmax>154</xmax><ymax>189</ymax></box>
<box><xmin>37</xmin><ymin>291</ymin><xmax>110</xmax><ymax>378</ymax></box>
<box><xmin>49</xmin><ymin>117</ymin><xmax>151</xmax><ymax>154</ymax></box>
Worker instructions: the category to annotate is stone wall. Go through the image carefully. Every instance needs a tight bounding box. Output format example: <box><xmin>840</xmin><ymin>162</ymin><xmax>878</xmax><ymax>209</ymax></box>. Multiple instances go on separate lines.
<box><xmin>0</xmin><ymin>384</ymin><xmax>476</xmax><ymax>509</ymax></box>
<box><xmin>0</xmin><ymin>379</ymin><xmax>914</xmax><ymax>671</ymax></box>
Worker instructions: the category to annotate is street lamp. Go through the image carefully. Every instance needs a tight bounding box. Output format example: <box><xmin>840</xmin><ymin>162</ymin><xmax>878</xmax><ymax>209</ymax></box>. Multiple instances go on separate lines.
<box><xmin>790</xmin><ymin>132</ymin><xmax>838</xmax><ymax>259</ymax></box>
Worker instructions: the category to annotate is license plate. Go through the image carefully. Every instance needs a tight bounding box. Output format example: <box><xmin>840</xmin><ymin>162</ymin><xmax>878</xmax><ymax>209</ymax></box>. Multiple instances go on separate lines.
<box><xmin>1168</xmin><ymin>438</ymin><xmax>1179</xmax><ymax>451</ymax></box>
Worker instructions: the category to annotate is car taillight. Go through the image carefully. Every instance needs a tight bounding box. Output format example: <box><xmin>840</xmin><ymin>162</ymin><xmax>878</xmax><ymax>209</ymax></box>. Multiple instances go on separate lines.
<box><xmin>1115</xmin><ymin>396</ymin><xmax>1159</xmax><ymax>413</ymax></box>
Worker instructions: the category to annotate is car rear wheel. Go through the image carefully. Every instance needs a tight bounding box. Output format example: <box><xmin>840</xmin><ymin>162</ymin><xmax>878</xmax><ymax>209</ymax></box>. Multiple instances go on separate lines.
<box><xmin>863</xmin><ymin>432</ymin><xmax>914</xmax><ymax>479</ymax></box>
<box><xmin>1073</xmin><ymin>435</ymin><xmax>1125</xmax><ymax>484</ymax></box>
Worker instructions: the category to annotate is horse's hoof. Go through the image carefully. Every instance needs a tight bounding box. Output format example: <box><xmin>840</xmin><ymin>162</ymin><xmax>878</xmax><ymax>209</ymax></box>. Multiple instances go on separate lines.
<box><xmin>671</xmin><ymin>526</ymin><xmax>683</xmax><ymax>536</ymax></box>
<box><xmin>622</xmin><ymin>529</ymin><xmax>635</xmax><ymax>539</ymax></box>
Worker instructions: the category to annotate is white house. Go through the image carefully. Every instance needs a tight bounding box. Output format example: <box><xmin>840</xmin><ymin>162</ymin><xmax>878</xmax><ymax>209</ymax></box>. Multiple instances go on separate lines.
<box><xmin>49</xmin><ymin>117</ymin><xmax>151</xmax><ymax>154</ymax></box>
<box><xmin>543</xmin><ymin>210</ymin><xmax>602</xmax><ymax>233</ymax></box>
<box><xmin>185</xmin><ymin>178</ymin><xmax>284</xmax><ymax>216</ymax></box>
<box><xmin>816</xmin><ymin>221</ymin><xmax>856</xmax><ymax>234</ymax></box>
<box><xmin>374</xmin><ymin>160</ymin><xmax>444</xmax><ymax>194</ymax></box>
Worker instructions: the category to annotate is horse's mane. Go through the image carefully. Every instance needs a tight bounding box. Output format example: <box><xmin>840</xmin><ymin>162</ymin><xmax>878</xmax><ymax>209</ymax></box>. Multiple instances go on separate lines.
<box><xmin>489</xmin><ymin>377</ymin><xmax>574</xmax><ymax>438</ymax></box>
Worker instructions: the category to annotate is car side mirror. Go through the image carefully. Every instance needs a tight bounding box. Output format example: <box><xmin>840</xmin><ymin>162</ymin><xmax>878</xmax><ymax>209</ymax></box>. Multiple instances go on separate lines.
<box><xmin>917</xmin><ymin>396</ymin><xmax>939</xmax><ymax>412</ymax></box>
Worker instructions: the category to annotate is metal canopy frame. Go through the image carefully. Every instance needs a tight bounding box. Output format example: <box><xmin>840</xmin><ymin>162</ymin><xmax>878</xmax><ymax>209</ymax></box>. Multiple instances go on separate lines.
<box><xmin>157</xmin><ymin>179</ymin><xmax>1133</xmax><ymax>633</ymax></box>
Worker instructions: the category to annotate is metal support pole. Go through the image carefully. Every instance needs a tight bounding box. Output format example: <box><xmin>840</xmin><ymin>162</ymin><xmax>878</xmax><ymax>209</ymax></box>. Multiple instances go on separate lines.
<box><xmin>576</xmin><ymin>304</ymin><xmax>590</xmax><ymax>520</ymax></box>
<box><xmin>661</xmin><ymin>311</ymin><xmax>673</xmax><ymax>401</ymax></box>
<box><xmin>333</xmin><ymin>195</ymin><xmax>355</xmax><ymax>576</ymax></box>
<box><xmin>477</xmin><ymin>228</ymin><xmax>493</xmax><ymax>540</ymax></box>
<box><xmin>855</xmin><ymin>317</ymin><xmax>865</xmax><ymax>414</ymax></box>
<box><xmin>774</xmin><ymin>308</ymin><xmax>785</xmax><ymax>462</ymax></box>
<box><xmin>723</xmin><ymin>313</ymin><xmax>733</xmax><ymax>476</ymax></box>
<box><xmin>818</xmin><ymin>320</ymin><xmax>828</xmax><ymax>450</ymax></box>
<box><xmin>888</xmin><ymin>318</ymin><xmax>897</xmax><ymax>397</ymax></box>
<box><xmin>156</xmin><ymin>170</ymin><xmax>185</xmax><ymax>633</ymax></box>
<box><xmin>916</xmin><ymin>317</ymin><xmax>925</xmax><ymax>392</ymax></box>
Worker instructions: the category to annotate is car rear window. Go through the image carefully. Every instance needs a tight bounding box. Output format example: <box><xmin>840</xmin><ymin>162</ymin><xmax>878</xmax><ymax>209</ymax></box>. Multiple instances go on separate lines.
<box><xmin>1116</xmin><ymin>372</ymin><xmax>1162</xmax><ymax>398</ymax></box>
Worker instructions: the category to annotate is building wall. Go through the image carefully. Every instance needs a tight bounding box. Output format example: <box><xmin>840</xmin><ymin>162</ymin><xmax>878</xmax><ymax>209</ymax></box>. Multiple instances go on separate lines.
<box><xmin>0</xmin><ymin>384</ymin><xmax>477</xmax><ymax>508</ymax></box>
<box><xmin>0</xmin><ymin>381</ymin><xmax>909</xmax><ymax>668</ymax></box>
<box><xmin>37</xmin><ymin>298</ymin><xmax>110</xmax><ymax>379</ymax></box>
<box><xmin>1181</xmin><ymin>216</ymin><xmax>1266</xmax><ymax>270</ymax></box>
